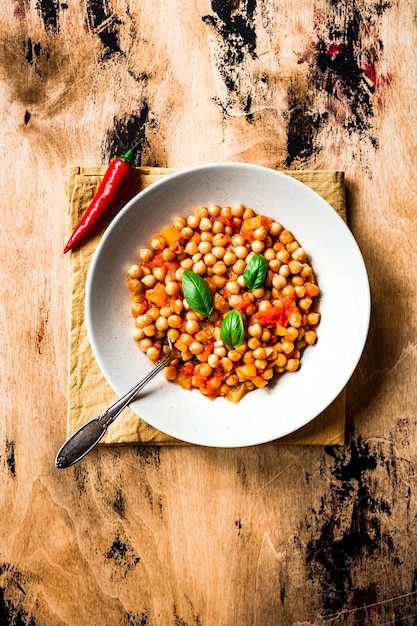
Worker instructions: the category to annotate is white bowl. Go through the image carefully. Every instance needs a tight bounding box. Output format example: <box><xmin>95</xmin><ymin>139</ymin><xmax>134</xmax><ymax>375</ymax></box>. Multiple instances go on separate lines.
<box><xmin>85</xmin><ymin>163</ymin><xmax>370</xmax><ymax>447</ymax></box>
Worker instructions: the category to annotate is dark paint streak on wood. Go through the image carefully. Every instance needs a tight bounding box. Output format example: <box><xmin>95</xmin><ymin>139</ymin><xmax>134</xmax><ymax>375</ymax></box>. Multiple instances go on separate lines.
<box><xmin>104</xmin><ymin>106</ymin><xmax>149</xmax><ymax>164</ymax></box>
<box><xmin>305</xmin><ymin>436</ymin><xmax>395</xmax><ymax>617</ymax></box>
<box><xmin>112</xmin><ymin>488</ymin><xmax>126</xmax><ymax>518</ymax></box>
<box><xmin>36</xmin><ymin>0</ymin><xmax>62</xmax><ymax>34</ymax></box>
<box><xmin>202</xmin><ymin>0</ymin><xmax>258</xmax><ymax>92</ymax></box>
<box><xmin>24</xmin><ymin>110</ymin><xmax>31</xmax><ymax>125</ymax></box>
<box><xmin>126</xmin><ymin>612</ymin><xmax>150</xmax><ymax>626</ymax></box>
<box><xmin>0</xmin><ymin>563</ymin><xmax>35</xmax><ymax>626</ymax></box>
<box><xmin>5</xmin><ymin>440</ymin><xmax>16</xmax><ymax>478</ymax></box>
<box><xmin>105</xmin><ymin>534</ymin><xmax>140</xmax><ymax>577</ymax></box>
<box><xmin>36</xmin><ymin>314</ymin><xmax>48</xmax><ymax>355</ymax></box>
<box><xmin>85</xmin><ymin>0</ymin><xmax>123</xmax><ymax>59</ymax></box>
<box><xmin>286</xmin><ymin>2</ymin><xmax>391</xmax><ymax>166</ymax></box>
<box><xmin>284</xmin><ymin>78</ymin><xmax>327</xmax><ymax>167</ymax></box>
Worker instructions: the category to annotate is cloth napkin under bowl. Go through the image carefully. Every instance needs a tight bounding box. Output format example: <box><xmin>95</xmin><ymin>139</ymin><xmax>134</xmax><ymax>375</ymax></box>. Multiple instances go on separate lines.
<box><xmin>66</xmin><ymin>167</ymin><xmax>346</xmax><ymax>446</ymax></box>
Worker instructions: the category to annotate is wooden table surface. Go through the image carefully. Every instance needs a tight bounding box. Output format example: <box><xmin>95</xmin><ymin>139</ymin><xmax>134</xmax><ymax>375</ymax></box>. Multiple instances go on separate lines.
<box><xmin>1</xmin><ymin>1</ymin><xmax>416</xmax><ymax>624</ymax></box>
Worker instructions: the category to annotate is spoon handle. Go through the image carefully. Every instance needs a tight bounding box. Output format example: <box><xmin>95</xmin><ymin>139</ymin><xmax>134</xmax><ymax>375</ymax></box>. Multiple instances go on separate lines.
<box><xmin>55</xmin><ymin>347</ymin><xmax>172</xmax><ymax>469</ymax></box>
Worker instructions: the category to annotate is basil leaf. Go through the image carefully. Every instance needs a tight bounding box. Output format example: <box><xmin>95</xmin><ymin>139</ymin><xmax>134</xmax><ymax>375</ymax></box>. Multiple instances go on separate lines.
<box><xmin>243</xmin><ymin>254</ymin><xmax>268</xmax><ymax>290</ymax></box>
<box><xmin>220</xmin><ymin>309</ymin><xmax>245</xmax><ymax>348</ymax></box>
<box><xmin>181</xmin><ymin>270</ymin><xmax>214</xmax><ymax>316</ymax></box>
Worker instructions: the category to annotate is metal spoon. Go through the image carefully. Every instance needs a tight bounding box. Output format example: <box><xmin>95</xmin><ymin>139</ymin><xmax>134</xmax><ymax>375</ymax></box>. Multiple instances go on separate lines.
<box><xmin>55</xmin><ymin>339</ymin><xmax>173</xmax><ymax>469</ymax></box>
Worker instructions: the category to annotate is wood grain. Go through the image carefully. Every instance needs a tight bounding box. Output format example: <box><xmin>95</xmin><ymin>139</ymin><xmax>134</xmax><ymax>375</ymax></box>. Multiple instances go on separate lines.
<box><xmin>1</xmin><ymin>1</ymin><xmax>417</xmax><ymax>624</ymax></box>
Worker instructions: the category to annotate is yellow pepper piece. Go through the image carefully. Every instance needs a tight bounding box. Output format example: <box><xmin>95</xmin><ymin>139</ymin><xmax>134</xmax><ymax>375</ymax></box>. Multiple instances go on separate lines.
<box><xmin>162</xmin><ymin>226</ymin><xmax>182</xmax><ymax>245</ymax></box>
<box><xmin>146</xmin><ymin>283</ymin><xmax>168</xmax><ymax>307</ymax></box>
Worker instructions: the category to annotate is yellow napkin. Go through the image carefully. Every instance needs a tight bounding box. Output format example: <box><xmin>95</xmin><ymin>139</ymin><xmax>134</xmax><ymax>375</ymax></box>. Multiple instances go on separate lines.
<box><xmin>67</xmin><ymin>167</ymin><xmax>346</xmax><ymax>446</ymax></box>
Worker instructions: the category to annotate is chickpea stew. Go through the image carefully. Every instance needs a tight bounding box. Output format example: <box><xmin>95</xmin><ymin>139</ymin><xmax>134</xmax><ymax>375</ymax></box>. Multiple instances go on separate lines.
<box><xmin>126</xmin><ymin>204</ymin><xmax>320</xmax><ymax>404</ymax></box>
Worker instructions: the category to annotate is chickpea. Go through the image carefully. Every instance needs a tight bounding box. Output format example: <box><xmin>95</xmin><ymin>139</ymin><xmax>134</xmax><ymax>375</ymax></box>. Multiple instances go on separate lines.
<box><xmin>253</xmin><ymin>347</ymin><xmax>267</xmax><ymax>360</ymax></box>
<box><xmin>151</xmin><ymin>235</ymin><xmax>166</xmax><ymax>250</ymax></box>
<box><xmin>185</xmin><ymin>319</ymin><xmax>200</xmax><ymax>334</ymax></box>
<box><xmin>212</xmin><ymin>246</ymin><xmax>226</xmax><ymax>259</ymax></box>
<box><xmin>185</xmin><ymin>241</ymin><xmax>198</xmax><ymax>255</ymax></box>
<box><xmin>251</xmin><ymin>240</ymin><xmax>265</xmax><ymax>253</ymax></box>
<box><xmin>234</xmin><ymin>245</ymin><xmax>249</xmax><ymax>259</ymax></box>
<box><xmin>139</xmin><ymin>248</ymin><xmax>153</xmax><ymax>262</ymax></box>
<box><xmin>220</xmin><ymin>357</ymin><xmax>233</xmax><ymax>372</ymax></box>
<box><xmin>199</xmin><ymin>217</ymin><xmax>212</xmax><ymax>231</ymax></box>
<box><xmin>167</xmin><ymin>328</ymin><xmax>180</xmax><ymax>342</ymax></box>
<box><xmin>208</xmin><ymin>353</ymin><xmax>220</xmax><ymax>368</ymax></box>
<box><xmin>153</xmin><ymin>267</ymin><xmax>166</xmax><ymax>282</ymax></box>
<box><xmin>270</xmin><ymin>222</ymin><xmax>283</xmax><ymax>237</ymax></box>
<box><xmin>136</xmin><ymin>313</ymin><xmax>152</xmax><ymax>328</ymax></box>
<box><xmin>155</xmin><ymin>316</ymin><xmax>169</xmax><ymax>331</ymax></box>
<box><xmin>304</xmin><ymin>330</ymin><xmax>317</xmax><ymax>345</ymax></box>
<box><xmin>272</xmin><ymin>274</ymin><xmax>287</xmax><ymax>290</ymax></box>
<box><xmin>132</xmin><ymin>302</ymin><xmax>147</xmax><ymax>317</ymax></box>
<box><xmin>198</xmin><ymin>363</ymin><xmax>213</xmax><ymax>377</ymax></box>
<box><xmin>196</xmin><ymin>206</ymin><xmax>209</xmax><ymax>218</ymax></box>
<box><xmin>181</xmin><ymin>226</ymin><xmax>194</xmax><ymax>239</ymax></box>
<box><xmin>288</xmin><ymin>311</ymin><xmax>302</xmax><ymax>328</ymax></box>
<box><xmin>212</xmin><ymin>234</ymin><xmax>229</xmax><ymax>247</ymax></box>
<box><xmin>288</xmin><ymin>260</ymin><xmax>303</xmax><ymax>274</ymax></box>
<box><xmin>212</xmin><ymin>220</ymin><xmax>225</xmax><ymax>234</ymax></box>
<box><xmin>269</xmin><ymin>259</ymin><xmax>281</xmax><ymax>273</ymax></box>
<box><xmin>284</xmin><ymin>327</ymin><xmax>298</xmax><ymax>342</ymax></box>
<box><xmin>253</xmin><ymin>226</ymin><xmax>268</xmax><ymax>240</ymax></box>
<box><xmin>193</xmin><ymin>260</ymin><xmax>207</xmax><ymax>275</ymax></box>
<box><xmin>275</xmin><ymin>353</ymin><xmax>287</xmax><ymax>367</ymax></box>
<box><xmin>187</xmin><ymin>214</ymin><xmax>200</xmax><ymax>229</ymax></box>
<box><xmin>248</xmin><ymin>323</ymin><xmax>262</xmax><ymax>338</ymax></box>
<box><xmin>248</xmin><ymin>337</ymin><xmax>261</xmax><ymax>350</ymax></box>
<box><xmin>226</xmin><ymin>280</ymin><xmax>240</xmax><ymax>295</ymax></box>
<box><xmin>173</xmin><ymin>216</ymin><xmax>187</xmax><ymax>230</ymax></box>
<box><xmin>307</xmin><ymin>311</ymin><xmax>320</xmax><ymax>326</ymax></box>
<box><xmin>299</xmin><ymin>297</ymin><xmax>313</xmax><ymax>311</ymax></box>
<box><xmin>295</xmin><ymin>285</ymin><xmax>307</xmax><ymax>298</ymax></box>
<box><xmin>292</xmin><ymin>247</ymin><xmax>307</xmax><ymax>262</ymax></box>
<box><xmin>225</xmin><ymin>374</ymin><xmax>239</xmax><ymax>386</ymax></box>
<box><xmin>166</xmin><ymin>281</ymin><xmax>179</xmax><ymax>296</ymax></box>
<box><xmin>164</xmin><ymin>365</ymin><xmax>178</xmax><ymax>381</ymax></box>
<box><xmin>128</xmin><ymin>264</ymin><xmax>142</xmax><ymax>279</ymax></box>
<box><xmin>260</xmin><ymin>329</ymin><xmax>271</xmax><ymax>343</ymax></box>
<box><xmin>232</xmin><ymin>259</ymin><xmax>246</xmax><ymax>274</ymax></box>
<box><xmin>168</xmin><ymin>314</ymin><xmax>182</xmax><ymax>328</ymax></box>
<box><xmin>281</xmin><ymin>341</ymin><xmax>294</xmax><ymax>355</ymax></box>
<box><xmin>227</xmin><ymin>349</ymin><xmax>241</xmax><ymax>362</ymax></box>
<box><xmin>232</xmin><ymin>234</ymin><xmax>245</xmax><ymax>247</ymax></box>
<box><xmin>214</xmin><ymin>345</ymin><xmax>227</xmax><ymax>358</ymax></box>
<box><xmin>138</xmin><ymin>337</ymin><xmax>153</xmax><ymax>352</ymax></box>
<box><xmin>279</xmin><ymin>230</ymin><xmax>294</xmax><ymax>245</ymax></box>
<box><xmin>232</xmin><ymin>204</ymin><xmax>245</xmax><ymax>217</ymax></box>
<box><xmin>142</xmin><ymin>274</ymin><xmax>157</xmax><ymax>288</ymax></box>
<box><xmin>147</xmin><ymin>346</ymin><xmax>160</xmax><ymax>362</ymax></box>
<box><xmin>285</xmin><ymin>358</ymin><xmax>299</xmax><ymax>372</ymax></box>
<box><xmin>162</xmin><ymin>247</ymin><xmax>176</xmax><ymax>261</ymax></box>
<box><xmin>213</xmin><ymin>261</ymin><xmax>227</xmax><ymax>275</ymax></box>
<box><xmin>243</xmin><ymin>208</ymin><xmax>254</xmax><ymax>220</ymax></box>
<box><xmin>143</xmin><ymin>324</ymin><xmax>156</xmax><ymax>337</ymax></box>
<box><xmin>279</xmin><ymin>265</ymin><xmax>290</xmax><ymax>278</ymax></box>
<box><xmin>133</xmin><ymin>328</ymin><xmax>145</xmax><ymax>341</ymax></box>
<box><xmin>223</xmin><ymin>250</ymin><xmax>238</xmax><ymax>266</ymax></box>
<box><xmin>204</xmin><ymin>253</ymin><xmax>217</xmax><ymax>266</ymax></box>
<box><xmin>171</xmin><ymin>299</ymin><xmax>184</xmax><ymax>314</ymax></box>
<box><xmin>208</xmin><ymin>204</ymin><xmax>221</xmax><ymax>217</ymax></box>
<box><xmin>189</xmin><ymin>341</ymin><xmax>204</xmax><ymax>355</ymax></box>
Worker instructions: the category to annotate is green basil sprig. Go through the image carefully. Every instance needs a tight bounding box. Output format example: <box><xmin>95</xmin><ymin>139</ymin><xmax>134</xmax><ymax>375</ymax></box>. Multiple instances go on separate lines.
<box><xmin>243</xmin><ymin>254</ymin><xmax>268</xmax><ymax>290</ymax></box>
<box><xmin>181</xmin><ymin>270</ymin><xmax>214</xmax><ymax>317</ymax></box>
<box><xmin>220</xmin><ymin>309</ymin><xmax>245</xmax><ymax>348</ymax></box>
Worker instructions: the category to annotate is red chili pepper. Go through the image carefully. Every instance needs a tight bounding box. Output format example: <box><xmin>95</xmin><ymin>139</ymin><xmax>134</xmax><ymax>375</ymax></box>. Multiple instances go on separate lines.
<box><xmin>64</xmin><ymin>141</ymin><xmax>142</xmax><ymax>253</ymax></box>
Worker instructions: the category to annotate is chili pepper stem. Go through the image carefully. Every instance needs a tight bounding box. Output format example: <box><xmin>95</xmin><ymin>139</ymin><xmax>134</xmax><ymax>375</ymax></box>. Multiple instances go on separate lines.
<box><xmin>119</xmin><ymin>139</ymin><xmax>143</xmax><ymax>166</ymax></box>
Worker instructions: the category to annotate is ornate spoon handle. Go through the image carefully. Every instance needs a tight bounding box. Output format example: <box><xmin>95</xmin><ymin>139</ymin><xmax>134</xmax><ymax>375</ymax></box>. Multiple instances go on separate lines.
<box><xmin>55</xmin><ymin>341</ymin><xmax>173</xmax><ymax>469</ymax></box>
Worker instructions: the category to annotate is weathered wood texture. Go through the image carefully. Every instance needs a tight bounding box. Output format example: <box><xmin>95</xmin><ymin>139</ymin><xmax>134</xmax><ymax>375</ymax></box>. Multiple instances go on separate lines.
<box><xmin>1</xmin><ymin>1</ymin><xmax>417</xmax><ymax>624</ymax></box>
